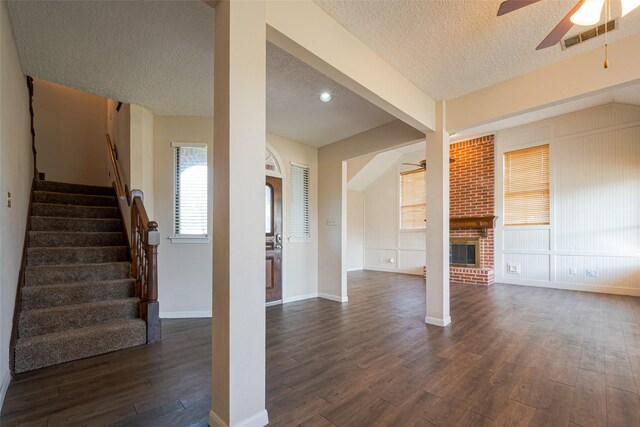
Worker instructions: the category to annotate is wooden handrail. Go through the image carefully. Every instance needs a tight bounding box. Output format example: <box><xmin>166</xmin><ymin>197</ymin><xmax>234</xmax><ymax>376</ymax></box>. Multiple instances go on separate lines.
<box><xmin>105</xmin><ymin>134</ymin><xmax>161</xmax><ymax>344</ymax></box>
<box><xmin>27</xmin><ymin>76</ymin><xmax>37</xmax><ymax>179</ymax></box>
<box><xmin>104</xmin><ymin>134</ymin><xmax>126</xmax><ymax>199</ymax></box>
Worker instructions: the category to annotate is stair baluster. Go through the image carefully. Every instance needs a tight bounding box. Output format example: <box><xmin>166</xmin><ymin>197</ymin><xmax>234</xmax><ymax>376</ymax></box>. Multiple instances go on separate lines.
<box><xmin>106</xmin><ymin>134</ymin><xmax>161</xmax><ymax>344</ymax></box>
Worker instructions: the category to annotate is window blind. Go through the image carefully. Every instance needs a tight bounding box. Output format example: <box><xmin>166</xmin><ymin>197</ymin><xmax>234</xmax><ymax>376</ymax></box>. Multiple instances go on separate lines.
<box><xmin>504</xmin><ymin>144</ymin><xmax>550</xmax><ymax>226</ymax></box>
<box><xmin>290</xmin><ymin>163</ymin><xmax>310</xmax><ymax>239</ymax></box>
<box><xmin>400</xmin><ymin>169</ymin><xmax>426</xmax><ymax>230</ymax></box>
<box><xmin>174</xmin><ymin>145</ymin><xmax>208</xmax><ymax>236</ymax></box>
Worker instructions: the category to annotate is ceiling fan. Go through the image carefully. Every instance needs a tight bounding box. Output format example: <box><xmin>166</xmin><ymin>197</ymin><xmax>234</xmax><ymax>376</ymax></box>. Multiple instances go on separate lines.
<box><xmin>401</xmin><ymin>159</ymin><xmax>455</xmax><ymax>171</ymax></box>
<box><xmin>498</xmin><ymin>0</ymin><xmax>640</xmax><ymax>51</ymax></box>
<box><xmin>402</xmin><ymin>160</ymin><xmax>427</xmax><ymax>170</ymax></box>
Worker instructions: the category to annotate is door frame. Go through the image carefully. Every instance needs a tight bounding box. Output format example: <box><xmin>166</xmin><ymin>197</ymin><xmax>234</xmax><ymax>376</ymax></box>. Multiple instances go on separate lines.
<box><xmin>266</xmin><ymin>143</ymin><xmax>286</xmax><ymax>306</ymax></box>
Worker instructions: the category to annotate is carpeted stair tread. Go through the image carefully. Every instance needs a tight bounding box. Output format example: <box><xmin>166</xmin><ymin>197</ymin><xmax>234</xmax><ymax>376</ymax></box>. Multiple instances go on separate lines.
<box><xmin>13</xmin><ymin>180</ymin><xmax>148</xmax><ymax>374</ymax></box>
<box><xmin>27</xmin><ymin>246</ymin><xmax>128</xmax><ymax>266</ymax></box>
<box><xmin>14</xmin><ymin>319</ymin><xmax>146</xmax><ymax>373</ymax></box>
<box><xmin>35</xmin><ymin>180</ymin><xmax>116</xmax><ymax>196</ymax></box>
<box><xmin>31</xmin><ymin>203</ymin><xmax>119</xmax><ymax>219</ymax></box>
<box><xmin>31</xmin><ymin>216</ymin><xmax>121</xmax><ymax>232</ymax></box>
<box><xmin>19</xmin><ymin>298</ymin><xmax>140</xmax><ymax>338</ymax></box>
<box><xmin>21</xmin><ymin>279</ymin><xmax>136</xmax><ymax>310</ymax></box>
<box><xmin>33</xmin><ymin>191</ymin><xmax>118</xmax><ymax>207</ymax></box>
<box><xmin>25</xmin><ymin>261</ymin><xmax>131</xmax><ymax>286</ymax></box>
<box><xmin>28</xmin><ymin>231</ymin><xmax>126</xmax><ymax>247</ymax></box>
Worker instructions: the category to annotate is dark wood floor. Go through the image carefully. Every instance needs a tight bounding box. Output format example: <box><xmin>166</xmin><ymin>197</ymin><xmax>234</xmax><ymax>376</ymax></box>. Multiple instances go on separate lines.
<box><xmin>2</xmin><ymin>271</ymin><xmax>640</xmax><ymax>426</ymax></box>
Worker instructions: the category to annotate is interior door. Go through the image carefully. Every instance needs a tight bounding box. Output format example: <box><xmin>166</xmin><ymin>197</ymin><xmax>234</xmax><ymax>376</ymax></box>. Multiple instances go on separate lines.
<box><xmin>265</xmin><ymin>176</ymin><xmax>283</xmax><ymax>303</ymax></box>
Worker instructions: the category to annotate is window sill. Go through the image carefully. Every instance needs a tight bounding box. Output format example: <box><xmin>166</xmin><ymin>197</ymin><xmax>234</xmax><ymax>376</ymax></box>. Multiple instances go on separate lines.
<box><xmin>169</xmin><ymin>236</ymin><xmax>211</xmax><ymax>244</ymax></box>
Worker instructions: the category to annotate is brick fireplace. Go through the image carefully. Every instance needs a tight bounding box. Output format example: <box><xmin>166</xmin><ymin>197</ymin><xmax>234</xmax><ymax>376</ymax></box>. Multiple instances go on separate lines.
<box><xmin>449</xmin><ymin>135</ymin><xmax>495</xmax><ymax>286</ymax></box>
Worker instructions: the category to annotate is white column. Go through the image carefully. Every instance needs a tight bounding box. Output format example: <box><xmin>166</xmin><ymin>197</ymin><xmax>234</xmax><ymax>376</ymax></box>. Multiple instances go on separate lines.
<box><xmin>211</xmin><ymin>1</ymin><xmax>268</xmax><ymax>427</ymax></box>
<box><xmin>425</xmin><ymin>100</ymin><xmax>451</xmax><ymax>327</ymax></box>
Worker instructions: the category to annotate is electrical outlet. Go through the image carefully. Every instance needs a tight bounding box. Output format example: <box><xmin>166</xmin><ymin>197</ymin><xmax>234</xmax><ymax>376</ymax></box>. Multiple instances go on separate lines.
<box><xmin>507</xmin><ymin>263</ymin><xmax>521</xmax><ymax>274</ymax></box>
<box><xmin>569</xmin><ymin>268</ymin><xmax>577</xmax><ymax>276</ymax></box>
<box><xmin>586</xmin><ymin>269</ymin><xmax>599</xmax><ymax>277</ymax></box>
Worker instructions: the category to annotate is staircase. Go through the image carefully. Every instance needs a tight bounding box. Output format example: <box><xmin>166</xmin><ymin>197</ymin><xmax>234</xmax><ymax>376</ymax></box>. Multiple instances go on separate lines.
<box><xmin>13</xmin><ymin>180</ymin><xmax>146</xmax><ymax>373</ymax></box>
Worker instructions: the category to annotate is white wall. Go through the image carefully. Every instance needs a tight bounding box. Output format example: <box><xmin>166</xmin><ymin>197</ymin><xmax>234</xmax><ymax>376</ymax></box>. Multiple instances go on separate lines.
<box><xmin>33</xmin><ymin>79</ymin><xmax>108</xmax><ymax>186</ymax></box>
<box><xmin>346</xmin><ymin>190</ymin><xmax>364</xmax><ymax>271</ymax></box>
<box><xmin>153</xmin><ymin>116</ymin><xmax>213</xmax><ymax>318</ymax></box>
<box><xmin>0</xmin><ymin>0</ymin><xmax>32</xmax><ymax>406</ymax></box>
<box><xmin>130</xmin><ymin>105</ymin><xmax>154</xmax><ymax>218</ymax></box>
<box><xmin>496</xmin><ymin>103</ymin><xmax>640</xmax><ymax>296</ymax></box>
<box><xmin>362</xmin><ymin>150</ymin><xmax>426</xmax><ymax>275</ymax></box>
<box><xmin>267</xmin><ymin>132</ymin><xmax>319</xmax><ymax>302</ymax></box>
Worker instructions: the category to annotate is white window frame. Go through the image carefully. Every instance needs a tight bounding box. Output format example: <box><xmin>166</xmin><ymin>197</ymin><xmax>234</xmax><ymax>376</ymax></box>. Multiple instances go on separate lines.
<box><xmin>169</xmin><ymin>141</ymin><xmax>210</xmax><ymax>244</ymax></box>
<box><xmin>289</xmin><ymin>161</ymin><xmax>311</xmax><ymax>242</ymax></box>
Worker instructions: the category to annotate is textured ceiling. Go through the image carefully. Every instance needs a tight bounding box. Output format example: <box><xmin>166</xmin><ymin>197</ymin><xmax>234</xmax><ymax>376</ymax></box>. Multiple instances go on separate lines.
<box><xmin>266</xmin><ymin>43</ymin><xmax>395</xmax><ymax>146</ymax></box>
<box><xmin>9</xmin><ymin>0</ymin><xmax>640</xmax><ymax>147</ymax></box>
<box><xmin>314</xmin><ymin>0</ymin><xmax>640</xmax><ymax>100</ymax></box>
<box><xmin>6</xmin><ymin>0</ymin><xmax>214</xmax><ymax>116</ymax></box>
<box><xmin>5</xmin><ymin>0</ymin><xmax>394</xmax><ymax>147</ymax></box>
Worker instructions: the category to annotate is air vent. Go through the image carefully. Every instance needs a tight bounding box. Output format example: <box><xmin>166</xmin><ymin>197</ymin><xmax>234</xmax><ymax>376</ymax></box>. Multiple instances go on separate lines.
<box><xmin>562</xmin><ymin>20</ymin><xmax>617</xmax><ymax>50</ymax></box>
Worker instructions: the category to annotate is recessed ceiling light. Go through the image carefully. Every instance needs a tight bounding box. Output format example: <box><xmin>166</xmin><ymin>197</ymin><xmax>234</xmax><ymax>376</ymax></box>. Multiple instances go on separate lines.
<box><xmin>319</xmin><ymin>92</ymin><xmax>333</xmax><ymax>102</ymax></box>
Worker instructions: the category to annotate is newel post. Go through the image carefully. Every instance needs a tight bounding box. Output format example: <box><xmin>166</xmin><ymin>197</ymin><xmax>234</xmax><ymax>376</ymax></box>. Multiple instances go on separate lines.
<box><xmin>145</xmin><ymin>221</ymin><xmax>161</xmax><ymax>343</ymax></box>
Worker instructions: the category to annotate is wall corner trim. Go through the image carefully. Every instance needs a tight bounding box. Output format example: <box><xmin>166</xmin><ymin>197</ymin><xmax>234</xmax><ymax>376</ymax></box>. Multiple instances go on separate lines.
<box><xmin>208</xmin><ymin>408</ymin><xmax>269</xmax><ymax>427</ymax></box>
<box><xmin>425</xmin><ymin>316</ymin><xmax>452</xmax><ymax>327</ymax></box>
<box><xmin>318</xmin><ymin>293</ymin><xmax>349</xmax><ymax>303</ymax></box>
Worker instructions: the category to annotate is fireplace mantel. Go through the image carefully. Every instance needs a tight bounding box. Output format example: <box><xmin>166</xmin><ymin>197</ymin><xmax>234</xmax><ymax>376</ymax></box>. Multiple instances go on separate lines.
<box><xmin>450</xmin><ymin>216</ymin><xmax>497</xmax><ymax>237</ymax></box>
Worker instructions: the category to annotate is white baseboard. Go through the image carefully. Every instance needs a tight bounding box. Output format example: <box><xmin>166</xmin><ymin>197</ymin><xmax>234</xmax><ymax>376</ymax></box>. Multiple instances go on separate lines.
<box><xmin>209</xmin><ymin>408</ymin><xmax>269</xmax><ymax>427</ymax></box>
<box><xmin>346</xmin><ymin>267</ymin><xmax>363</xmax><ymax>272</ymax></box>
<box><xmin>364</xmin><ymin>266</ymin><xmax>423</xmax><ymax>276</ymax></box>
<box><xmin>283</xmin><ymin>293</ymin><xmax>318</xmax><ymax>303</ymax></box>
<box><xmin>318</xmin><ymin>293</ymin><xmax>348</xmax><ymax>303</ymax></box>
<box><xmin>0</xmin><ymin>368</ymin><xmax>10</xmax><ymax>411</ymax></box>
<box><xmin>425</xmin><ymin>316</ymin><xmax>452</xmax><ymax>327</ymax></box>
<box><xmin>160</xmin><ymin>310</ymin><xmax>212</xmax><ymax>319</ymax></box>
<box><xmin>498</xmin><ymin>279</ymin><xmax>640</xmax><ymax>297</ymax></box>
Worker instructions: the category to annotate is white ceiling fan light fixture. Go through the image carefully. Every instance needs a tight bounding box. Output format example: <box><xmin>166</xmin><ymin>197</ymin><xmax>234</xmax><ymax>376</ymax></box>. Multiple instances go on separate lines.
<box><xmin>571</xmin><ymin>0</ymin><xmax>605</xmax><ymax>26</ymax></box>
<box><xmin>319</xmin><ymin>92</ymin><xmax>333</xmax><ymax>102</ymax></box>
<box><xmin>621</xmin><ymin>0</ymin><xmax>640</xmax><ymax>16</ymax></box>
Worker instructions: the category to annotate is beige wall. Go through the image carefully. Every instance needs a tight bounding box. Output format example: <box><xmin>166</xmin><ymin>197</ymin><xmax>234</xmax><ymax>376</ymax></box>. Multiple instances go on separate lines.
<box><xmin>130</xmin><ymin>105</ymin><xmax>154</xmax><ymax>218</ymax></box>
<box><xmin>33</xmin><ymin>79</ymin><xmax>108</xmax><ymax>186</ymax></box>
<box><xmin>346</xmin><ymin>190</ymin><xmax>364</xmax><ymax>271</ymax></box>
<box><xmin>266</xmin><ymin>132</ymin><xmax>319</xmax><ymax>301</ymax></box>
<box><xmin>153</xmin><ymin>115</ymin><xmax>213</xmax><ymax>317</ymax></box>
<box><xmin>152</xmin><ymin>118</ymin><xmax>321</xmax><ymax>315</ymax></box>
<box><xmin>318</xmin><ymin>120</ymin><xmax>424</xmax><ymax>300</ymax></box>
<box><xmin>0</xmin><ymin>0</ymin><xmax>32</xmax><ymax>405</ymax></box>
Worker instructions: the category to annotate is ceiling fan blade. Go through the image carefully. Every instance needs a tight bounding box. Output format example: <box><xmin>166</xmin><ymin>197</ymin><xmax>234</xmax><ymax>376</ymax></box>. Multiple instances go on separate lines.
<box><xmin>497</xmin><ymin>0</ymin><xmax>543</xmax><ymax>16</ymax></box>
<box><xmin>536</xmin><ymin>0</ymin><xmax>586</xmax><ymax>50</ymax></box>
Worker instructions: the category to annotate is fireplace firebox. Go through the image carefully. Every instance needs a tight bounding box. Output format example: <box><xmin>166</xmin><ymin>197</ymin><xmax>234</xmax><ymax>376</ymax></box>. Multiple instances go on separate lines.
<box><xmin>450</xmin><ymin>238</ymin><xmax>480</xmax><ymax>268</ymax></box>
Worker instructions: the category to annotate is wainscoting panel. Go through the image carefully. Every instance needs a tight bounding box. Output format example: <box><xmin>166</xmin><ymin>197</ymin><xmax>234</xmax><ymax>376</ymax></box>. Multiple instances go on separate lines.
<box><xmin>503</xmin><ymin>228</ymin><xmax>550</xmax><ymax>252</ymax></box>
<box><xmin>496</xmin><ymin>104</ymin><xmax>640</xmax><ymax>296</ymax></box>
